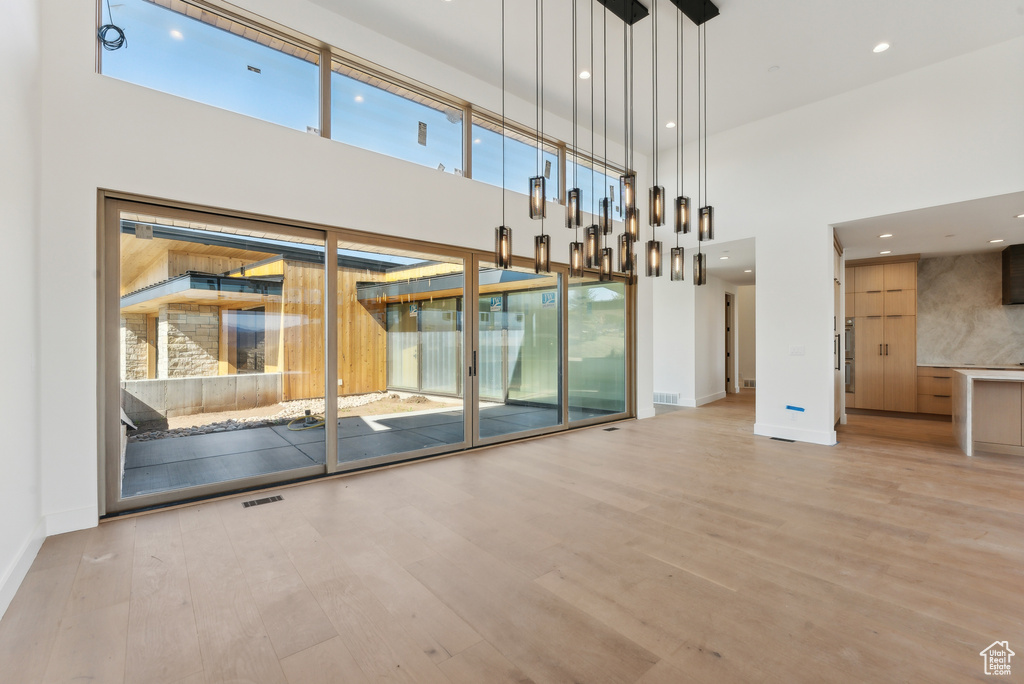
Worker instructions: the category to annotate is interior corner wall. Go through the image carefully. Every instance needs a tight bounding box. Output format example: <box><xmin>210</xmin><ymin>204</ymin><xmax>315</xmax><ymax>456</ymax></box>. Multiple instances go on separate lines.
<box><xmin>736</xmin><ymin>285</ymin><xmax>755</xmax><ymax>386</ymax></box>
<box><xmin>653</xmin><ymin>36</ymin><xmax>1024</xmax><ymax>445</ymax></box>
<box><xmin>35</xmin><ymin>0</ymin><xmax>650</xmax><ymax>539</ymax></box>
<box><xmin>0</xmin><ymin>0</ymin><xmax>45</xmax><ymax>618</ymax></box>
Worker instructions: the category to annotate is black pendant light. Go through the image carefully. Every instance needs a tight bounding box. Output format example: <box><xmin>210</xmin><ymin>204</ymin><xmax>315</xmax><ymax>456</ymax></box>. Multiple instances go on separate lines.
<box><xmin>693</xmin><ymin>250</ymin><xmax>707</xmax><ymax>285</ymax></box>
<box><xmin>567</xmin><ymin>0</ymin><xmax>582</xmax><ymax>232</ymax></box>
<box><xmin>618</xmin><ymin>232</ymin><xmax>634</xmax><ymax>273</ymax></box>
<box><xmin>697</xmin><ymin>14</ymin><xmax>713</xmax><ymax>244</ymax></box>
<box><xmin>670</xmin><ymin>245</ymin><xmax>685</xmax><ymax>280</ymax></box>
<box><xmin>585</xmin><ymin>224</ymin><xmax>599</xmax><ymax>267</ymax></box>
<box><xmin>569</xmin><ymin>240</ymin><xmax>584</xmax><ymax>276</ymax></box>
<box><xmin>495</xmin><ymin>0</ymin><xmax>512</xmax><ymax>269</ymax></box>
<box><xmin>618</xmin><ymin>18</ymin><xmax>636</xmax><ymax>277</ymax></box>
<box><xmin>532</xmin><ymin>0</ymin><xmax>550</xmax><ymax>273</ymax></box>
<box><xmin>599</xmin><ymin>2</ymin><xmax>614</xmax><ymax>280</ymax></box>
<box><xmin>674</xmin><ymin>6</ymin><xmax>690</xmax><ymax>237</ymax></box>
<box><xmin>645</xmin><ymin>0</ymin><xmax>663</xmax><ymax>277</ymax></box>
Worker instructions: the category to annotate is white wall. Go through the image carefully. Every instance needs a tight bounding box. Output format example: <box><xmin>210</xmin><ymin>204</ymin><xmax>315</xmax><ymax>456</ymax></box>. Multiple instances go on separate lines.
<box><xmin>736</xmin><ymin>285</ymin><xmax>756</xmax><ymax>386</ymax></box>
<box><xmin>35</xmin><ymin>0</ymin><xmax>656</xmax><ymax>535</ymax></box>
<box><xmin>653</xmin><ymin>37</ymin><xmax>1024</xmax><ymax>445</ymax></box>
<box><xmin>0</xmin><ymin>0</ymin><xmax>44</xmax><ymax>617</ymax></box>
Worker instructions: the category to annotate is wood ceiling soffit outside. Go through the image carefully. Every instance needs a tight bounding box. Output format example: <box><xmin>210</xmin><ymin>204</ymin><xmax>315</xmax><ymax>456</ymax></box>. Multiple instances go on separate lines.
<box><xmin>145</xmin><ymin>0</ymin><xmax>320</xmax><ymax>64</ymax></box>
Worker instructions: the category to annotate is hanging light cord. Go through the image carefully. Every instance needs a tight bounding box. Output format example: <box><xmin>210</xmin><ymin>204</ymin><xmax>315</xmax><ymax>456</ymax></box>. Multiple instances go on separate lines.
<box><xmin>572</xmin><ymin>0</ymin><xmax>579</xmax><ymax>243</ymax></box>
<box><xmin>675</xmin><ymin>8</ymin><xmax>681</xmax><ymax>249</ymax></box>
<box><xmin>602</xmin><ymin>4</ymin><xmax>609</xmax><ymax>254</ymax></box>
<box><xmin>703</xmin><ymin>15</ymin><xmax>709</xmax><ymax>213</ymax></box>
<box><xmin>590</xmin><ymin>0</ymin><xmax>595</xmax><ymax>229</ymax></box>
<box><xmin>501</xmin><ymin>0</ymin><xmax>506</xmax><ymax>225</ymax></box>
<box><xmin>651</xmin><ymin>0</ymin><xmax>658</xmax><ymax>190</ymax></box>
<box><xmin>98</xmin><ymin>0</ymin><xmax>127</xmax><ymax>51</ymax></box>
<box><xmin>697</xmin><ymin>18</ymin><xmax>702</xmax><ymax>260</ymax></box>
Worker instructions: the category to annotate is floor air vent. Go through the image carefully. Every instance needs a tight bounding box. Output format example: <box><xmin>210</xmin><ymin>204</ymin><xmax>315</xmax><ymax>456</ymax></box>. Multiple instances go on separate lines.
<box><xmin>242</xmin><ymin>495</ymin><xmax>283</xmax><ymax>508</ymax></box>
<box><xmin>743</xmin><ymin>380</ymin><xmax>756</xmax><ymax>388</ymax></box>
<box><xmin>770</xmin><ymin>437</ymin><xmax>795</xmax><ymax>443</ymax></box>
<box><xmin>604</xmin><ymin>427</ymin><xmax>620</xmax><ymax>432</ymax></box>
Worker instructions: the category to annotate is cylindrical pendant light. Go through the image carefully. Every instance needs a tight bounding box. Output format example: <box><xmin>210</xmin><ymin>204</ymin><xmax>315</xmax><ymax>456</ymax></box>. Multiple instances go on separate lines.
<box><xmin>569</xmin><ymin>240</ymin><xmax>584</xmax><ymax>277</ymax></box>
<box><xmin>584</xmin><ymin>225</ymin><xmax>599</xmax><ymax>267</ymax></box>
<box><xmin>625</xmin><ymin>207</ymin><xmax>639</xmax><ymax>241</ymax></box>
<box><xmin>699</xmin><ymin>205</ymin><xmax>714</xmax><ymax>241</ymax></box>
<box><xmin>646</xmin><ymin>240</ymin><xmax>662</xmax><ymax>277</ymax></box>
<box><xmin>529</xmin><ymin>176</ymin><xmax>546</xmax><ymax>219</ymax></box>
<box><xmin>619</xmin><ymin>172</ymin><xmax>636</xmax><ymax>211</ymax></box>
<box><xmin>599</xmin><ymin>197</ymin><xmax>613</xmax><ymax>234</ymax></box>
<box><xmin>600</xmin><ymin>246</ymin><xmax>613</xmax><ymax>280</ymax></box>
<box><xmin>567</xmin><ymin>188</ymin><xmax>582</xmax><ymax>228</ymax></box>
<box><xmin>670</xmin><ymin>246</ymin><xmax>684</xmax><ymax>281</ymax></box>
<box><xmin>649</xmin><ymin>186</ymin><xmax>665</xmax><ymax>227</ymax></box>
<box><xmin>618</xmin><ymin>233</ymin><xmax>633</xmax><ymax>273</ymax></box>
<box><xmin>534</xmin><ymin>233</ymin><xmax>550</xmax><ymax>273</ymax></box>
<box><xmin>693</xmin><ymin>250</ymin><xmax>707</xmax><ymax>285</ymax></box>
<box><xmin>675</xmin><ymin>195</ymin><xmax>690</xmax><ymax>233</ymax></box>
<box><xmin>496</xmin><ymin>225</ymin><xmax>512</xmax><ymax>269</ymax></box>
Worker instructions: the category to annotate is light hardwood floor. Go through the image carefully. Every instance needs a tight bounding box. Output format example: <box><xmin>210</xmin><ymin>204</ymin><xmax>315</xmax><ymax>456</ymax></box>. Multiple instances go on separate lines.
<box><xmin>2</xmin><ymin>391</ymin><xmax>1022</xmax><ymax>683</ymax></box>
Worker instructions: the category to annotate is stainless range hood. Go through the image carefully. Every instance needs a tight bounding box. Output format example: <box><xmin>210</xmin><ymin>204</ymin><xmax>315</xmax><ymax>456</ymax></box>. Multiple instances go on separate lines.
<box><xmin>1004</xmin><ymin>244</ymin><xmax>1024</xmax><ymax>305</ymax></box>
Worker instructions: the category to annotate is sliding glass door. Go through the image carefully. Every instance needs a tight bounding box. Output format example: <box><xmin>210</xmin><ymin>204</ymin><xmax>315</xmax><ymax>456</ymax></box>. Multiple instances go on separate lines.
<box><xmin>104</xmin><ymin>198</ymin><xmax>632</xmax><ymax>514</ymax></box>
<box><xmin>474</xmin><ymin>260</ymin><xmax>564</xmax><ymax>442</ymax></box>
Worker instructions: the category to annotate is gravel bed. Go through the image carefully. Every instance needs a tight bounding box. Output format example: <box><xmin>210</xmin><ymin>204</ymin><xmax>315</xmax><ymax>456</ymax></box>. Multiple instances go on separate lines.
<box><xmin>128</xmin><ymin>392</ymin><xmax>390</xmax><ymax>442</ymax></box>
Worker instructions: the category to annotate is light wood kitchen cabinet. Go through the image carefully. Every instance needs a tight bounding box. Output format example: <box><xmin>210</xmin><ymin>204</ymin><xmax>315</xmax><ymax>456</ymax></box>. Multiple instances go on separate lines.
<box><xmin>854</xmin><ymin>316</ymin><xmax>885</xmax><ymax>409</ymax></box>
<box><xmin>883</xmin><ymin>262</ymin><xmax>917</xmax><ymax>291</ymax></box>
<box><xmin>855</xmin><ymin>292</ymin><xmax>883</xmax><ymax>316</ymax></box>
<box><xmin>844</xmin><ymin>267</ymin><xmax>856</xmax><ymax>316</ymax></box>
<box><xmin>883</xmin><ymin>316</ymin><xmax>917</xmax><ymax>412</ymax></box>
<box><xmin>851</xmin><ymin>258</ymin><xmax>918</xmax><ymax>412</ymax></box>
<box><xmin>855</xmin><ymin>265</ymin><xmax>883</xmax><ymax>293</ymax></box>
<box><xmin>917</xmin><ymin>367</ymin><xmax>953</xmax><ymax>415</ymax></box>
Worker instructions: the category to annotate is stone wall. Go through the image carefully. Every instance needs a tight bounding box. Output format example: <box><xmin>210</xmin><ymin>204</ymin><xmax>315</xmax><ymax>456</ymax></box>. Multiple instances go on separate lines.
<box><xmin>918</xmin><ymin>253</ymin><xmax>1024</xmax><ymax>365</ymax></box>
<box><xmin>120</xmin><ymin>314</ymin><xmax>149</xmax><ymax>380</ymax></box>
<box><xmin>158</xmin><ymin>303</ymin><xmax>219</xmax><ymax>378</ymax></box>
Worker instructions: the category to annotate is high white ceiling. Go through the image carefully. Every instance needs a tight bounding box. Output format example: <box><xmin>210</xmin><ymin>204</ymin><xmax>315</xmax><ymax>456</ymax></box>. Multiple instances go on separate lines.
<box><xmin>703</xmin><ymin>236</ymin><xmax>755</xmax><ymax>285</ymax></box>
<box><xmin>309</xmin><ymin>0</ymin><xmax>1024</xmax><ymax>151</ymax></box>
<box><xmin>835</xmin><ymin>191</ymin><xmax>1024</xmax><ymax>260</ymax></box>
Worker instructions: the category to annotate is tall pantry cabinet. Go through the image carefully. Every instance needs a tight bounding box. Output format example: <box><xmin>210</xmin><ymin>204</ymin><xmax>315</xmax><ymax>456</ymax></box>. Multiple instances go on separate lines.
<box><xmin>851</xmin><ymin>260</ymin><xmax>917</xmax><ymax>412</ymax></box>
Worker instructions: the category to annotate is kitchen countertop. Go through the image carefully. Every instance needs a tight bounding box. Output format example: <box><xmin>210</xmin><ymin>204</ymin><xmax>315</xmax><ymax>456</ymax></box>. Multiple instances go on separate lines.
<box><xmin>919</xmin><ymin>363</ymin><xmax>1024</xmax><ymax>370</ymax></box>
<box><xmin>951</xmin><ymin>369</ymin><xmax>1024</xmax><ymax>455</ymax></box>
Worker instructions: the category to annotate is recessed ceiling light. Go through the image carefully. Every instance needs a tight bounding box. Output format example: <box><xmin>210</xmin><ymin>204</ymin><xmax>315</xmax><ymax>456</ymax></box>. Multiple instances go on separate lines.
<box><xmin>744</xmin><ymin>269</ymin><xmax>752</xmax><ymax>273</ymax></box>
<box><xmin>579</xmin><ymin>70</ymin><xmax>591</xmax><ymax>80</ymax></box>
<box><xmin>880</xmin><ymin>250</ymin><xmax>892</xmax><ymax>255</ymax></box>
<box><xmin>719</xmin><ymin>256</ymin><xmax>729</xmax><ymax>260</ymax></box>
<box><xmin>354</xmin><ymin>95</ymin><xmax>364</xmax><ymax>103</ymax></box>
<box><xmin>170</xmin><ymin>29</ymin><xmax>183</xmax><ymax>39</ymax></box>
<box><xmin>473</xmin><ymin>138</ymin><xmax>481</xmax><ymax>144</ymax></box>
<box><xmin>989</xmin><ymin>239</ymin><xmax>1004</xmax><ymax>244</ymax></box>
<box><xmin>873</xmin><ymin>42</ymin><xmax>890</xmax><ymax>53</ymax></box>
<box><xmin>1016</xmin><ymin>213</ymin><xmax>1024</xmax><ymax>219</ymax></box>
<box><xmin>879</xmin><ymin>233</ymin><xmax>893</xmax><ymax>238</ymax></box>
<box><xmin>665</xmin><ymin>121</ymin><xmax>676</xmax><ymax>128</ymax></box>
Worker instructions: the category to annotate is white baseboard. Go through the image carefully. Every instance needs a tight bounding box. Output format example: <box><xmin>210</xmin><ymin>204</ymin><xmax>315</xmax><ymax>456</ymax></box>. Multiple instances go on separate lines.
<box><xmin>695</xmin><ymin>391</ymin><xmax>727</xmax><ymax>407</ymax></box>
<box><xmin>45</xmin><ymin>506</ymin><xmax>97</xmax><ymax>537</ymax></box>
<box><xmin>754</xmin><ymin>422</ymin><xmax>838</xmax><ymax>446</ymax></box>
<box><xmin>636</xmin><ymin>407</ymin><xmax>656</xmax><ymax>419</ymax></box>
<box><xmin>0</xmin><ymin>519</ymin><xmax>46</xmax><ymax>620</ymax></box>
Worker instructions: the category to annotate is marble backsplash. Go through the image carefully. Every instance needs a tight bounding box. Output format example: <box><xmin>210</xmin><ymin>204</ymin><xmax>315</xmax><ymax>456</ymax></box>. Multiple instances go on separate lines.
<box><xmin>918</xmin><ymin>253</ymin><xmax>1024</xmax><ymax>366</ymax></box>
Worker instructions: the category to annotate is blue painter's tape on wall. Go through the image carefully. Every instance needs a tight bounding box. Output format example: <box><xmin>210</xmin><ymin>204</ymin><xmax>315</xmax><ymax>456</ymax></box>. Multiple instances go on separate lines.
<box><xmin>785</xmin><ymin>405</ymin><xmax>805</xmax><ymax>412</ymax></box>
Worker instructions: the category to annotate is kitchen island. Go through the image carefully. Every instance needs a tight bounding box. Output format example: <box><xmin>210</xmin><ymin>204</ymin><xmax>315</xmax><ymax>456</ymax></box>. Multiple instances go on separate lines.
<box><xmin>952</xmin><ymin>369</ymin><xmax>1024</xmax><ymax>456</ymax></box>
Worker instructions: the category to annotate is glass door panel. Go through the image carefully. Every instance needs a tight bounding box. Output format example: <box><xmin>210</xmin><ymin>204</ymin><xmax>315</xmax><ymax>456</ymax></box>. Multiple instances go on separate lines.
<box><xmin>568</xmin><ymin>276</ymin><xmax>628</xmax><ymax>421</ymax></box>
<box><xmin>335</xmin><ymin>241</ymin><xmax>466</xmax><ymax>468</ymax></box>
<box><xmin>115</xmin><ymin>208</ymin><xmax>326</xmax><ymax>503</ymax></box>
<box><xmin>476</xmin><ymin>262</ymin><xmax>563</xmax><ymax>440</ymax></box>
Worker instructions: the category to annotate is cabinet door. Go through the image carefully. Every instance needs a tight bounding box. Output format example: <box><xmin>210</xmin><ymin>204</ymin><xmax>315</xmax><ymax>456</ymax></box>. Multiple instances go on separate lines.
<box><xmin>856</xmin><ymin>265</ymin><xmax>884</xmax><ymax>293</ymax></box>
<box><xmin>884</xmin><ymin>289</ymin><xmax>917</xmax><ymax>316</ymax></box>
<box><xmin>845</xmin><ymin>292</ymin><xmax>855</xmax><ymax>317</ymax></box>
<box><xmin>855</xmin><ymin>292</ymin><xmax>883</xmax><ymax>316</ymax></box>
<box><xmin>883</xmin><ymin>262</ymin><xmax>917</xmax><ymax>291</ymax></box>
<box><xmin>883</xmin><ymin>315</ymin><xmax>917</xmax><ymax>412</ymax></box>
<box><xmin>855</xmin><ymin>316</ymin><xmax>884</xmax><ymax>410</ymax></box>
<box><xmin>973</xmin><ymin>381</ymin><xmax>1023</xmax><ymax>446</ymax></box>
<box><xmin>845</xmin><ymin>267</ymin><xmax>856</xmax><ymax>294</ymax></box>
